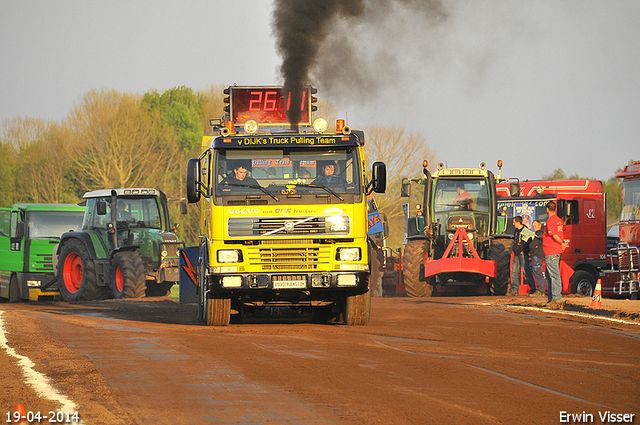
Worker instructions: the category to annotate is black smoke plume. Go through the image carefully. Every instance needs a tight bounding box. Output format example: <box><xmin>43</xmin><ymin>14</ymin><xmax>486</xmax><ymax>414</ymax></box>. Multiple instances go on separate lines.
<box><xmin>272</xmin><ymin>0</ymin><xmax>364</xmax><ymax>130</ymax></box>
<box><xmin>273</xmin><ymin>0</ymin><xmax>447</xmax><ymax>129</ymax></box>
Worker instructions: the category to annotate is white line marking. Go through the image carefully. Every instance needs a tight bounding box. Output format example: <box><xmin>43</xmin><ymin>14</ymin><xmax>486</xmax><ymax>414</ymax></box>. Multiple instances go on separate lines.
<box><xmin>477</xmin><ymin>302</ymin><xmax>640</xmax><ymax>326</ymax></box>
<box><xmin>0</xmin><ymin>310</ymin><xmax>82</xmax><ymax>423</ymax></box>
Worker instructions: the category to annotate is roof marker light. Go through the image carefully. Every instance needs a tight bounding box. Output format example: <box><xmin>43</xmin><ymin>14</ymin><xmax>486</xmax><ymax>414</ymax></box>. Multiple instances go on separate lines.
<box><xmin>244</xmin><ymin>119</ymin><xmax>258</xmax><ymax>134</ymax></box>
<box><xmin>313</xmin><ymin>118</ymin><xmax>328</xmax><ymax>133</ymax></box>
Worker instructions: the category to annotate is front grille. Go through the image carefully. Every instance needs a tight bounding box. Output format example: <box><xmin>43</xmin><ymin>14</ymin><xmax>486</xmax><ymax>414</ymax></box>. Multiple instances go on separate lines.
<box><xmin>34</xmin><ymin>254</ymin><xmax>53</xmax><ymax>272</ymax></box>
<box><xmin>247</xmin><ymin>246</ymin><xmax>332</xmax><ymax>271</ymax></box>
<box><xmin>228</xmin><ymin>216</ymin><xmax>349</xmax><ymax>237</ymax></box>
<box><xmin>617</xmin><ymin>244</ymin><xmax>639</xmax><ymax>273</ymax></box>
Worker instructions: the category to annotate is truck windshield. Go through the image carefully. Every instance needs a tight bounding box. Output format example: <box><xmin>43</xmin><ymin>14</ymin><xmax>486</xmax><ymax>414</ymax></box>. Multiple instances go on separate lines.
<box><xmin>27</xmin><ymin>211</ymin><xmax>84</xmax><ymax>239</ymax></box>
<box><xmin>434</xmin><ymin>179</ymin><xmax>490</xmax><ymax>213</ymax></box>
<box><xmin>621</xmin><ymin>179</ymin><xmax>640</xmax><ymax>222</ymax></box>
<box><xmin>214</xmin><ymin>147</ymin><xmax>362</xmax><ymax>198</ymax></box>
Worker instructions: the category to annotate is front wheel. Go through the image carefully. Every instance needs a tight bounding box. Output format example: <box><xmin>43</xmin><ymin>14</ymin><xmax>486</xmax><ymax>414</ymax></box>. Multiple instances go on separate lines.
<box><xmin>9</xmin><ymin>275</ymin><xmax>20</xmax><ymax>303</ymax></box>
<box><xmin>570</xmin><ymin>270</ymin><xmax>595</xmax><ymax>297</ymax></box>
<box><xmin>343</xmin><ymin>289</ymin><xmax>371</xmax><ymax>325</ymax></box>
<box><xmin>57</xmin><ymin>239</ymin><xmax>104</xmax><ymax>302</ymax></box>
<box><xmin>403</xmin><ymin>239</ymin><xmax>432</xmax><ymax>298</ymax></box>
<box><xmin>489</xmin><ymin>238</ymin><xmax>513</xmax><ymax>295</ymax></box>
<box><xmin>111</xmin><ymin>251</ymin><xmax>146</xmax><ymax>298</ymax></box>
<box><xmin>205</xmin><ymin>296</ymin><xmax>231</xmax><ymax>326</ymax></box>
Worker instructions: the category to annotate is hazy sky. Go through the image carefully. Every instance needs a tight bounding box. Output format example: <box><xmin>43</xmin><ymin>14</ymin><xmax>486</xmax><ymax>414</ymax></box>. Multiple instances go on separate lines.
<box><xmin>1</xmin><ymin>0</ymin><xmax>638</xmax><ymax>181</ymax></box>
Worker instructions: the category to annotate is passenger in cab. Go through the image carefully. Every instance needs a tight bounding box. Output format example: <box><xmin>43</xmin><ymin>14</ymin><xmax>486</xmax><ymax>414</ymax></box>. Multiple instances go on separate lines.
<box><xmin>312</xmin><ymin>162</ymin><xmax>346</xmax><ymax>186</ymax></box>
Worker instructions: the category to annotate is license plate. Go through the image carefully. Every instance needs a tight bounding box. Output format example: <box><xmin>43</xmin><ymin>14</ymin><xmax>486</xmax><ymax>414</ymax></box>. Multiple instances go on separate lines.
<box><xmin>273</xmin><ymin>278</ymin><xmax>307</xmax><ymax>289</ymax></box>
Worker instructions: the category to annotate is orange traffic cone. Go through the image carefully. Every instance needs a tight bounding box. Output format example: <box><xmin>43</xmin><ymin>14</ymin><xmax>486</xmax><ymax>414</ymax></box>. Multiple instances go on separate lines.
<box><xmin>14</xmin><ymin>405</ymin><xmax>28</xmax><ymax>424</ymax></box>
<box><xmin>589</xmin><ymin>279</ymin><xmax>602</xmax><ymax>308</ymax></box>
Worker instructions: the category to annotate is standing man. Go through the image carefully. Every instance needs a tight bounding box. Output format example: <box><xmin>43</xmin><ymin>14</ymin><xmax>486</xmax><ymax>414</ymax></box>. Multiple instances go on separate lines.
<box><xmin>511</xmin><ymin>216</ymin><xmax>535</xmax><ymax>295</ymax></box>
<box><xmin>543</xmin><ymin>201</ymin><xmax>566</xmax><ymax>305</ymax></box>
<box><xmin>529</xmin><ymin>220</ymin><xmax>546</xmax><ymax>297</ymax></box>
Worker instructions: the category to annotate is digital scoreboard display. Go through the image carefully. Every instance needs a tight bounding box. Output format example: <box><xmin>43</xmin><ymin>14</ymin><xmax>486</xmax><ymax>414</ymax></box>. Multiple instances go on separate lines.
<box><xmin>228</xmin><ymin>86</ymin><xmax>312</xmax><ymax>126</ymax></box>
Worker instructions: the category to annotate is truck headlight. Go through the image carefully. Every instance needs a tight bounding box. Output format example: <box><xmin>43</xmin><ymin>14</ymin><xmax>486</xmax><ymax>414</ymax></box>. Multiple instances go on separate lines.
<box><xmin>338</xmin><ymin>247</ymin><xmax>360</xmax><ymax>261</ymax></box>
<box><xmin>218</xmin><ymin>249</ymin><xmax>242</xmax><ymax>263</ymax></box>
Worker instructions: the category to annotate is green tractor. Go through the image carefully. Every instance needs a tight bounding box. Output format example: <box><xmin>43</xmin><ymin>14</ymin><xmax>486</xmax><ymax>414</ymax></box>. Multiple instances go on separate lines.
<box><xmin>55</xmin><ymin>188</ymin><xmax>183</xmax><ymax>302</ymax></box>
<box><xmin>400</xmin><ymin>161</ymin><xmax>513</xmax><ymax>297</ymax></box>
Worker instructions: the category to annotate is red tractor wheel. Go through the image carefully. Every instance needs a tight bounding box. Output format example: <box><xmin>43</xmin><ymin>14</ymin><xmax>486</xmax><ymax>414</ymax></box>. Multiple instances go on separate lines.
<box><xmin>63</xmin><ymin>252</ymin><xmax>84</xmax><ymax>294</ymax></box>
<box><xmin>57</xmin><ymin>239</ymin><xmax>104</xmax><ymax>302</ymax></box>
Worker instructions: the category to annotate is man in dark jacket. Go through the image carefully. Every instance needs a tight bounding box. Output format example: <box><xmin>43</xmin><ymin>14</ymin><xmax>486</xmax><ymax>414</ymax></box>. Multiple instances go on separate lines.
<box><xmin>511</xmin><ymin>216</ymin><xmax>535</xmax><ymax>295</ymax></box>
<box><xmin>528</xmin><ymin>219</ymin><xmax>546</xmax><ymax>297</ymax></box>
<box><xmin>221</xmin><ymin>164</ymin><xmax>258</xmax><ymax>187</ymax></box>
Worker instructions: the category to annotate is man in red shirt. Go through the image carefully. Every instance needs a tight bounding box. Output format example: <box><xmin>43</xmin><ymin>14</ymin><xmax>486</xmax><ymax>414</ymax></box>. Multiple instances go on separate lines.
<box><xmin>454</xmin><ymin>184</ymin><xmax>474</xmax><ymax>210</ymax></box>
<box><xmin>543</xmin><ymin>201</ymin><xmax>566</xmax><ymax>305</ymax></box>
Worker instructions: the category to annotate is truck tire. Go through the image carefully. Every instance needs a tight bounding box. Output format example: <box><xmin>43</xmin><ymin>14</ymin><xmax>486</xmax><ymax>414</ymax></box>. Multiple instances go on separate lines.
<box><xmin>370</xmin><ymin>246</ymin><xmax>383</xmax><ymax>296</ymax></box>
<box><xmin>111</xmin><ymin>251</ymin><xmax>146</xmax><ymax>299</ymax></box>
<box><xmin>489</xmin><ymin>238</ymin><xmax>512</xmax><ymax>295</ymax></box>
<box><xmin>570</xmin><ymin>270</ymin><xmax>595</xmax><ymax>297</ymax></box>
<box><xmin>403</xmin><ymin>239</ymin><xmax>433</xmax><ymax>298</ymax></box>
<box><xmin>205</xmin><ymin>296</ymin><xmax>231</xmax><ymax>326</ymax></box>
<box><xmin>57</xmin><ymin>239</ymin><xmax>104</xmax><ymax>302</ymax></box>
<box><xmin>9</xmin><ymin>275</ymin><xmax>20</xmax><ymax>303</ymax></box>
<box><xmin>343</xmin><ymin>289</ymin><xmax>371</xmax><ymax>325</ymax></box>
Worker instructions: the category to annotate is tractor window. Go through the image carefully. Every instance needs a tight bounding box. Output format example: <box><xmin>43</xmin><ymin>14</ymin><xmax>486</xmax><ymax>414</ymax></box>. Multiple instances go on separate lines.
<box><xmin>434</xmin><ymin>179</ymin><xmax>489</xmax><ymax>213</ymax></box>
<box><xmin>85</xmin><ymin>197</ymin><xmax>163</xmax><ymax>230</ymax></box>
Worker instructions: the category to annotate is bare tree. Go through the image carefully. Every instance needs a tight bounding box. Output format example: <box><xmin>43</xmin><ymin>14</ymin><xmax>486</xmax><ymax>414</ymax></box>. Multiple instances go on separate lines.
<box><xmin>65</xmin><ymin>89</ymin><xmax>175</xmax><ymax>191</ymax></box>
<box><xmin>364</xmin><ymin>124</ymin><xmax>436</xmax><ymax>248</ymax></box>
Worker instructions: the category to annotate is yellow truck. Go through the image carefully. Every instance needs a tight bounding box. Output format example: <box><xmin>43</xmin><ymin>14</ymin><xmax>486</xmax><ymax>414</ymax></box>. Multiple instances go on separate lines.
<box><xmin>186</xmin><ymin>85</ymin><xmax>386</xmax><ymax>325</ymax></box>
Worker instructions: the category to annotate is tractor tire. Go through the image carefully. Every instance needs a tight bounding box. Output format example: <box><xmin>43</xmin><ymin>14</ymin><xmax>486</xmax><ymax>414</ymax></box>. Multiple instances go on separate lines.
<box><xmin>110</xmin><ymin>251</ymin><xmax>146</xmax><ymax>299</ymax></box>
<box><xmin>570</xmin><ymin>270</ymin><xmax>595</xmax><ymax>297</ymax></box>
<box><xmin>489</xmin><ymin>238</ymin><xmax>513</xmax><ymax>295</ymax></box>
<box><xmin>145</xmin><ymin>281</ymin><xmax>174</xmax><ymax>297</ymax></box>
<box><xmin>343</xmin><ymin>288</ymin><xmax>371</xmax><ymax>326</ymax></box>
<box><xmin>403</xmin><ymin>239</ymin><xmax>433</xmax><ymax>298</ymax></box>
<box><xmin>205</xmin><ymin>296</ymin><xmax>231</xmax><ymax>326</ymax></box>
<box><xmin>57</xmin><ymin>239</ymin><xmax>105</xmax><ymax>302</ymax></box>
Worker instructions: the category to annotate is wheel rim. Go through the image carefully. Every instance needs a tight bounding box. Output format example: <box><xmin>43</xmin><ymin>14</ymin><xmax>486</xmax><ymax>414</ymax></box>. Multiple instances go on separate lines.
<box><xmin>63</xmin><ymin>252</ymin><xmax>83</xmax><ymax>293</ymax></box>
<box><xmin>576</xmin><ymin>279</ymin><xmax>594</xmax><ymax>297</ymax></box>
<box><xmin>116</xmin><ymin>266</ymin><xmax>124</xmax><ymax>292</ymax></box>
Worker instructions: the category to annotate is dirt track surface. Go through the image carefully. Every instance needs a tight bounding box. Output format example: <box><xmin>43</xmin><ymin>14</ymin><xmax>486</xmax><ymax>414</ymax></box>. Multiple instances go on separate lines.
<box><xmin>1</xmin><ymin>295</ymin><xmax>639</xmax><ymax>424</ymax></box>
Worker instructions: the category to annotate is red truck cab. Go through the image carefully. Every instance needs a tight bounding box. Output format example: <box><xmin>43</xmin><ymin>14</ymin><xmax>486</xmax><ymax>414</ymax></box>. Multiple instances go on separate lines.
<box><xmin>496</xmin><ymin>180</ymin><xmax>607</xmax><ymax>296</ymax></box>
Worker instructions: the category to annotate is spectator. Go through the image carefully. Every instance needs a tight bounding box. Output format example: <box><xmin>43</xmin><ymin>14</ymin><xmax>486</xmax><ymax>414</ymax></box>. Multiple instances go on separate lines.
<box><xmin>528</xmin><ymin>219</ymin><xmax>546</xmax><ymax>297</ymax></box>
<box><xmin>511</xmin><ymin>216</ymin><xmax>535</xmax><ymax>295</ymax></box>
<box><xmin>543</xmin><ymin>201</ymin><xmax>566</xmax><ymax>305</ymax></box>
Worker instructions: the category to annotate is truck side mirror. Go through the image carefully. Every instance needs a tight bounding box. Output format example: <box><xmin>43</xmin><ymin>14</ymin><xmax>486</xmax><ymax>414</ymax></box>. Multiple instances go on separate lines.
<box><xmin>401</xmin><ymin>180</ymin><xmax>411</xmax><ymax>197</ymax></box>
<box><xmin>509</xmin><ymin>182</ymin><xmax>520</xmax><ymax>197</ymax></box>
<box><xmin>10</xmin><ymin>221</ymin><xmax>24</xmax><ymax>242</ymax></box>
<box><xmin>371</xmin><ymin>162</ymin><xmax>386</xmax><ymax>193</ymax></box>
<box><xmin>381</xmin><ymin>213</ymin><xmax>389</xmax><ymax>238</ymax></box>
<box><xmin>186</xmin><ymin>158</ymin><xmax>202</xmax><ymax>203</ymax></box>
<box><xmin>180</xmin><ymin>201</ymin><xmax>188</xmax><ymax>215</ymax></box>
<box><xmin>97</xmin><ymin>200</ymin><xmax>107</xmax><ymax>215</ymax></box>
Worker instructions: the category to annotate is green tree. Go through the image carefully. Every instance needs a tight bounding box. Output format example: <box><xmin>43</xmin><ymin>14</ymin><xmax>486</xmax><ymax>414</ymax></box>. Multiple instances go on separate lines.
<box><xmin>142</xmin><ymin>86</ymin><xmax>204</xmax><ymax>152</ymax></box>
<box><xmin>66</xmin><ymin>89</ymin><xmax>174</xmax><ymax>191</ymax></box>
<box><xmin>0</xmin><ymin>117</ymin><xmax>75</xmax><ymax>204</ymax></box>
